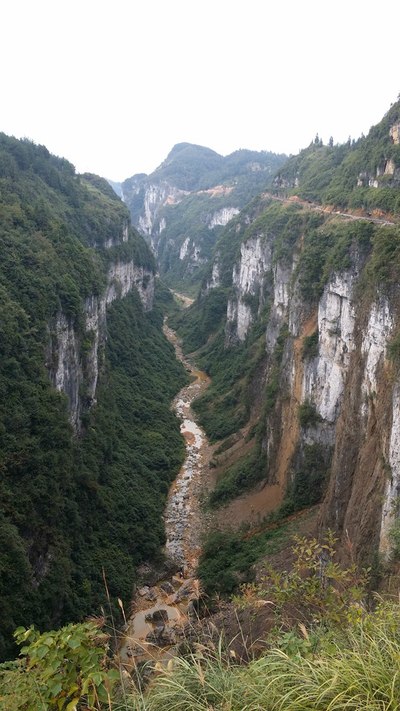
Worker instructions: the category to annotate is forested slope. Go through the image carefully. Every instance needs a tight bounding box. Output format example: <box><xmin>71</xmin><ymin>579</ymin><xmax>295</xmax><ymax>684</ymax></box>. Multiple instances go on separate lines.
<box><xmin>0</xmin><ymin>135</ymin><xmax>187</xmax><ymax>658</ymax></box>
<box><xmin>273</xmin><ymin>97</ymin><xmax>400</xmax><ymax>212</ymax></box>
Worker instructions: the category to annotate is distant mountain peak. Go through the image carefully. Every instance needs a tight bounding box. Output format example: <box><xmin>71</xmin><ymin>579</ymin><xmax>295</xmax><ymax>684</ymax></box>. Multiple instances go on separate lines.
<box><xmin>165</xmin><ymin>142</ymin><xmax>221</xmax><ymax>160</ymax></box>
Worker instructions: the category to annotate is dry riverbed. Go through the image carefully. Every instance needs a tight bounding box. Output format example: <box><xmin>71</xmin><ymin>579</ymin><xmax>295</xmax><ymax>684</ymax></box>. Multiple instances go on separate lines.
<box><xmin>119</xmin><ymin>316</ymin><xmax>214</xmax><ymax>670</ymax></box>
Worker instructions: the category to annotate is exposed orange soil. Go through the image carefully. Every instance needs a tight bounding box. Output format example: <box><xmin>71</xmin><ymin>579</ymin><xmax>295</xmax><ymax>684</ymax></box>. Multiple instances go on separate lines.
<box><xmin>214</xmin><ymin>311</ymin><xmax>317</xmax><ymax>530</ymax></box>
<box><xmin>197</xmin><ymin>184</ymin><xmax>234</xmax><ymax>197</ymax></box>
<box><xmin>275</xmin><ymin>312</ymin><xmax>317</xmax><ymax>490</ymax></box>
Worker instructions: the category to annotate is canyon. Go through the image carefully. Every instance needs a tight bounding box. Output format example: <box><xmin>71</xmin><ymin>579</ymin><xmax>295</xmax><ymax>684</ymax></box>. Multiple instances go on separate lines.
<box><xmin>2</xmin><ymin>98</ymin><xmax>400</xmax><ymax>671</ymax></box>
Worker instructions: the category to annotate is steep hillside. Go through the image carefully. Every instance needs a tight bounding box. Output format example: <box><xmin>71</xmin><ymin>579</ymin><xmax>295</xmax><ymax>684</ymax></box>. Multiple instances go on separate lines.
<box><xmin>0</xmin><ymin>135</ymin><xmax>187</xmax><ymax>659</ymax></box>
<box><xmin>120</xmin><ymin>143</ymin><xmax>287</xmax><ymax>292</ymax></box>
<box><xmin>174</xmin><ymin>98</ymin><xmax>400</xmax><ymax>575</ymax></box>
<box><xmin>273</xmin><ymin>97</ymin><xmax>400</xmax><ymax>213</ymax></box>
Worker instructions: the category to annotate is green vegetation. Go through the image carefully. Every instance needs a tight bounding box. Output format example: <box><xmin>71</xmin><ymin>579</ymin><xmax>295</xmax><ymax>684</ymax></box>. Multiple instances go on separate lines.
<box><xmin>298</xmin><ymin>400</ymin><xmax>321</xmax><ymax>428</ymax></box>
<box><xmin>191</xmin><ymin>335</ymin><xmax>251</xmax><ymax>442</ymax></box>
<box><xmin>172</xmin><ymin>295</ymin><xmax>270</xmax><ymax>443</ymax></box>
<box><xmin>274</xmin><ymin>97</ymin><xmax>400</xmax><ymax>214</ymax></box>
<box><xmin>176</xmin><ymin>197</ymin><xmax>398</xmax><ymax>518</ymax></box>
<box><xmin>208</xmin><ymin>450</ymin><xmax>266</xmax><ymax>509</ymax></box>
<box><xmin>296</xmin><ymin>218</ymin><xmax>374</xmax><ymax>301</ymax></box>
<box><xmin>2</xmin><ymin>533</ymin><xmax>390</xmax><ymax>711</ymax></box>
<box><xmin>0</xmin><ymin>135</ymin><xmax>187</xmax><ymax>659</ymax></box>
<box><xmin>191</xmin><ymin>320</ymin><xmax>269</xmax><ymax>439</ymax></box>
<box><xmin>170</xmin><ymin>287</ymin><xmax>229</xmax><ymax>353</ymax></box>
<box><xmin>272</xmin><ymin>444</ymin><xmax>330</xmax><ymax>521</ymax></box>
<box><xmin>247</xmin><ymin>201</ymin><xmax>324</xmax><ymax>265</ymax></box>
<box><xmin>0</xmin><ymin>620</ymin><xmax>117</xmax><ymax>710</ymax></box>
<box><xmin>68</xmin><ymin>287</ymin><xmax>187</xmax><ymax>620</ymax></box>
<box><xmin>123</xmin><ymin>144</ymin><xmax>286</xmax><ymax>292</ymax></box>
<box><xmin>127</xmin><ymin>605</ymin><xmax>400</xmax><ymax>710</ymax></box>
<box><xmin>302</xmin><ymin>330</ymin><xmax>319</xmax><ymax>359</ymax></box>
<box><xmin>202</xmin><ymin>323</ymin><xmax>290</xmax><ymax>508</ymax></box>
<box><xmin>3</xmin><ymin>535</ymin><xmax>400</xmax><ymax>710</ymax></box>
<box><xmin>124</xmin><ymin>143</ymin><xmax>286</xmax><ymax>196</ymax></box>
<box><xmin>362</xmin><ymin>224</ymin><xmax>400</xmax><ymax>293</ymax></box>
<box><xmin>389</xmin><ymin>518</ymin><xmax>400</xmax><ymax>560</ymax></box>
<box><xmin>197</xmin><ymin>524</ymin><xmax>288</xmax><ymax>596</ymax></box>
<box><xmin>127</xmin><ymin>535</ymin><xmax>383</xmax><ymax>711</ymax></box>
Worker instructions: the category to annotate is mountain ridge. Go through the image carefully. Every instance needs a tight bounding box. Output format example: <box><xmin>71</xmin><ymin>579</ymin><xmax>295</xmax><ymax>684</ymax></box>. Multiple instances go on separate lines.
<box><xmin>116</xmin><ymin>141</ymin><xmax>287</xmax><ymax>293</ymax></box>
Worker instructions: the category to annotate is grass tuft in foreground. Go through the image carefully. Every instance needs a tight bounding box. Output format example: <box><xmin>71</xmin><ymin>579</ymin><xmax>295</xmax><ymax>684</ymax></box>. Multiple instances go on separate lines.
<box><xmin>127</xmin><ymin>600</ymin><xmax>400</xmax><ymax>710</ymax></box>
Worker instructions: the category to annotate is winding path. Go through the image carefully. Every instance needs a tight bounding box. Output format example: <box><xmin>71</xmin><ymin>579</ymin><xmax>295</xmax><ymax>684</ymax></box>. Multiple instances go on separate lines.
<box><xmin>262</xmin><ymin>192</ymin><xmax>397</xmax><ymax>226</ymax></box>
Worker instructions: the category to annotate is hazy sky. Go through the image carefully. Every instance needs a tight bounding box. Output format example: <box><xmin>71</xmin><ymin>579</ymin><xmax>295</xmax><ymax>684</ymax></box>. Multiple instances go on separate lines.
<box><xmin>2</xmin><ymin>0</ymin><xmax>399</xmax><ymax>181</ymax></box>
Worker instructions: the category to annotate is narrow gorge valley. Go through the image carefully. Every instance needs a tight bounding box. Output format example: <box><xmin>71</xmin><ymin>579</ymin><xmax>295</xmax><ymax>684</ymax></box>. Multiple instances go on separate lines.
<box><xmin>2</xmin><ymin>97</ymin><xmax>400</xmax><ymax>709</ymax></box>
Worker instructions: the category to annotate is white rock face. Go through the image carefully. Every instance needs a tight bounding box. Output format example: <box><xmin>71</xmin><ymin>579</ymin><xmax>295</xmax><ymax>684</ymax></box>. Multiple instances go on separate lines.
<box><xmin>266</xmin><ymin>261</ymin><xmax>294</xmax><ymax>353</ymax></box>
<box><xmin>234</xmin><ymin>237</ymin><xmax>271</xmax><ymax>293</ymax></box>
<box><xmin>226</xmin><ymin>236</ymin><xmax>272</xmax><ymax>341</ymax></box>
<box><xmin>50</xmin><ymin>260</ymin><xmax>155</xmax><ymax>429</ymax></box>
<box><xmin>138</xmin><ymin>183</ymin><xmax>187</xmax><ymax>235</ymax></box>
<box><xmin>226</xmin><ymin>299</ymin><xmax>253</xmax><ymax>343</ymax></box>
<box><xmin>138</xmin><ymin>184</ymin><xmax>161</xmax><ymax>235</ymax></box>
<box><xmin>384</xmin><ymin>159</ymin><xmax>396</xmax><ymax>176</ymax></box>
<box><xmin>192</xmin><ymin>245</ymin><xmax>203</xmax><ymax>264</ymax></box>
<box><xmin>208</xmin><ymin>260</ymin><xmax>221</xmax><ymax>290</ymax></box>
<box><xmin>177</xmin><ymin>237</ymin><xmax>205</xmax><ymax>267</ymax></box>
<box><xmin>83</xmin><ymin>295</ymin><xmax>107</xmax><ymax>405</ymax></box>
<box><xmin>207</xmin><ymin>207</ymin><xmax>240</xmax><ymax>229</ymax></box>
<box><xmin>302</xmin><ymin>272</ymin><xmax>356</xmax><ymax>423</ymax></box>
<box><xmin>52</xmin><ymin>314</ymin><xmax>82</xmax><ymax>431</ymax></box>
<box><xmin>361</xmin><ymin>300</ymin><xmax>394</xmax><ymax>408</ymax></box>
<box><xmin>106</xmin><ymin>261</ymin><xmax>154</xmax><ymax>311</ymax></box>
<box><xmin>179</xmin><ymin>237</ymin><xmax>190</xmax><ymax>260</ymax></box>
<box><xmin>380</xmin><ymin>384</ymin><xmax>400</xmax><ymax>556</ymax></box>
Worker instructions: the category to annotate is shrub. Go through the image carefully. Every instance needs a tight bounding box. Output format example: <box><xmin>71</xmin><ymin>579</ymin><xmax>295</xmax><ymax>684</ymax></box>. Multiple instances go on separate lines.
<box><xmin>0</xmin><ymin>620</ymin><xmax>118</xmax><ymax>710</ymax></box>
<box><xmin>298</xmin><ymin>400</ymin><xmax>321</xmax><ymax>427</ymax></box>
<box><xmin>302</xmin><ymin>330</ymin><xmax>319</xmax><ymax>360</ymax></box>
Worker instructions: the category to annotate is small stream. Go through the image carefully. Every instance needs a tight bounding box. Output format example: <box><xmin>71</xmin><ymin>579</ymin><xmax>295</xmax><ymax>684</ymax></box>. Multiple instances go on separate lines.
<box><xmin>119</xmin><ymin>315</ymin><xmax>212</xmax><ymax>669</ymax></box>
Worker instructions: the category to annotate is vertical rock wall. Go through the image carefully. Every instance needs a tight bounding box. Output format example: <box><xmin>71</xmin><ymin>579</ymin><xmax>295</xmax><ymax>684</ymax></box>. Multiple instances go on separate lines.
<box><xmin>48</xmin><ymin>260</ymin><xmax>155</xmax><ymax>431</ymax></box>
<box><xmin>224</xmin><ymin>232</ymin><xmax>400</xmax><ymax>562</ymax></box>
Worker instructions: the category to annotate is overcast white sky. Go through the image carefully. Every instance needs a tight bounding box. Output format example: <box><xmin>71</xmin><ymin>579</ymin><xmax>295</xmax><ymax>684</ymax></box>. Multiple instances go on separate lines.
<box><xmin>1</xmin><ymin>0</ymin><xmax>399</xmax><ymax>181</ymax></box>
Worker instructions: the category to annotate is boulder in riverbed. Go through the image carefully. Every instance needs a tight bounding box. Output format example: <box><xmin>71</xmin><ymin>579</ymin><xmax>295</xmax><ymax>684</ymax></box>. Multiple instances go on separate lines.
<box><xmin>145</xmin><ymin>608</ymin><xmax>169</xmax><ymax>624</ymax></box>
<box><xmin>160</xmin><ymin>581</ymin><xmax>175</xmax><ymax>595</ymax></box>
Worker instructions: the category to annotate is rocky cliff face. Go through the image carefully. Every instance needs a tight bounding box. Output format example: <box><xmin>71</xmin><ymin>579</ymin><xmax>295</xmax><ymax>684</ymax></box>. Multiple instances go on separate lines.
<box><xmin>302</xmin><ymin>270</ymin><xmax>358</xmax><ymax>424</ymax></box>
<box><xmin>120</xmin><ymin>144</ymin><xmax>287</xmax><ymax>290</ymax></box>
<box><xmin>226</xmin><ymin>236</ymin><xmax>272</xmax><ymax>343</ymax></box>
<box><xmin>48</xmin><ymin>259</ymin><xmax>155</xmax><ymax>431</ymax></box>
<box><xmin>137</xmin><ymin>182</ymin><xmax>188</xmax><ymax>239</ymax></box>
<box><xmin>207</xmin><ymin>207</ymin><xmax>240</xmax><ymax>229</ymax></box>
<box><xmin>320</xmin><ymin>295</ymin><xmax>397</xmax><ymax>561</ymax></box>
<box><xmin>201</xmin><ymin>199</ymin><xmax>400</xmax><ymax>565</ymax></box>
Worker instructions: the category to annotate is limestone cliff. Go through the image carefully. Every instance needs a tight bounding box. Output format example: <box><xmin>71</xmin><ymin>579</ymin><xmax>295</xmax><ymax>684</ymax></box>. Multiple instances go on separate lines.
<box><xmin>0</xmin><ymin>134</ymin><xmax>183</xmax><ymax>660</ymax></box>
<box><xmin>120</xmin><ymin>144</ymin><xmax>286</xmax><ymax>290</ymax></box>
<box><xmin>226</xmin><ymin>236</ymin><xmax>272</xmax><ymax>343</ymax></box>
<box><xmin>48</xmin><ymin>256</ymin><xmax>155</xmax><ymax>431</ymax></box>
<box><xmin>192</xmin><ymin>192</ymin><xmax>400</xmax><ymax>565</ymax></box>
